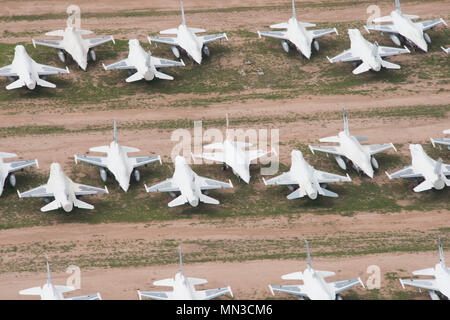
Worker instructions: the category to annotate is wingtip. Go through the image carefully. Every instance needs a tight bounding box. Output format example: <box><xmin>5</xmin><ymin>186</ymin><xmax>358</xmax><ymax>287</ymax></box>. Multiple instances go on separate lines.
<box><xmin>102</xmin><ymin>63</ymin><xmax>107</xmax><ymax>71</ymax></box>
<box><xmin>224</xmin><ymin>33</ymin><xmax>229</xmax><ymax>41</ymax></box>
<box><xmin>32</xmin><ymin>39</ymin><xmax>36</xmax><ymax>48</ymax></box>
<box><xmin>17</xmin><ymin>190</ymin><xmax>21</xmax><ymax>198</ymax></box>
<box><xmin>399</xmin><ymin>279</ymin><xmax>405</xmax><ymax>289</ymax></box>
<box><xmin>180</xmin><ymin>59</ymin><xmax>185</xmax><ymax>66</ymax></box>
<box><xmin>228</xmin><ymin>285</ymin><xmax>234</xmax><ymax>298</ymax></box>
<box><xmin>430</xmin><ymin>138</ymin><xmax>436</xmax><ymax>148</ymax></box>
<box><xmin>257</xmin><ymin>31</ymin><xmax>261</xmax><ymax>39</ymax></box>
<box><xmin>65</xmin><ymin>66</ymin><xmax>70</xmax><ymax>74</ymax></box>
<box><xmin>308</xmin><ymin>145</ymin><xmax>315</xmax><ymax>154</ymax></box>
<box><xmin>74</xmin><ymin>155</ymin><xmax>78</xmax><ymax>164</ymax></box>
<box><xmin>268</xmin><ymin>285</ymin><xmax>275</xmax><ymax>296</ymax></box>
<box><xmin>262</xmin><ymin>177</ymin><xmax>268</xmax><ymax>185</ymax></box>
<box><xmin>35</xmin><ymin>159</ymin><xmax>39</xmax><ymax>169</ymax></box>
<box><xmin>363</xmin><ymin>25</ymin><xmax>370</xmax><ymax>34</ymax></box>
<box><xmin>334</xmin><ymin>27</ymin><xmax>339</xmax><ymax>36</ymax></box>
<box><xmin>158</xmin><ymin>155</ymin><xmax>162</xmax><ymax>165</ymax></box>
<box><xmin>326</xmin><ymin>56</ymin><xmax>332</xmax><ymax>63</ymax></box>
<box><xmin>385</xmin><ymin>171</ymin><xmax>392</xmax><ymax>180</ymax></box>
<box><xmin>391</xmin><ymin>143</ymin><xmax>397</xmax><ymax>152</ymax></box>
<box><xmin>346</xmin><ymin>173</ymin><xmax>351</xmax><ymax>182</ymax></box>
<box><xmin>359</xmin><ymin>277</ymin><xmax>365</xmax><ymax>288</ymax></box>
<box><xmin>137</xmin><ymin>290</ymin><xmax>143</xmax><ymax>300</ymax></box>
<box><xmin>144</xmin><ymin>184</ymin><xmax>149</xmax><ymax>192</ymax></box>
<box><xmin>104</xmin><ymin>186</ymin><xmax>109</xmax><ymax>194</ymax></box>
<box><xmin>228</xmin><ymin>179</ymin><xmax>233</xmax><ymax>188</ymax></box>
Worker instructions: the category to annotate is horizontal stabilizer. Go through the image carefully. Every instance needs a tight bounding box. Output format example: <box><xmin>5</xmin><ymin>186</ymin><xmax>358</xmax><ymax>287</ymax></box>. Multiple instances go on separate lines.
<box><xmin>299</xmin><ymin>22</ymin><xmax>317</xmax><ymax>28</ymax></box>
<box><xmin>354</xmin><ymin>136</ymin><xmax>368</xmax><ymax>142</ymax></box>
<box><xmin>199</xmin><ymin>193</ymin><xmax>219</xmax><ymax>205</ymax></box>
<box><xmin>281</xmin><ymin>272</ymin><xmax>303</xmax><ymax>280</ymax></box>
<box><xmin>0</xmin><ymin>152</ymin><xmax>17</xmax><ymax>159</ymax></box>
<box><xmin>381</xmin><ymin>60</ymin><xmax>400</xmax><ymax>70</ymax></box>
<box><xmin>37</xmin><ymin>78</ymin><xmax>56</xmax><ymax>88</ymax></box>
<box><xmin>19</xmin><ymin>287</ymin><xmax>42</xmax><ymax>296</ymax></box>
<box><xmin>319</xmin><ymin>136</ymin><xmax>340</xmax><ymax>143</ymax></box>
<box><xmin>187</xmin><ymin>277</ymin><xmax>208</xmax><ymax>286</ymax></box>
<box><xmin>41</xmin><ymin>200</ymin><xmax>61</xmax><ymax>212</ymax></box>
<box><xmin>319</xmin><ymin>187</ymin><xmax>338</xmax><ymax>198</ymax></box>
<box><xmin>188</xmin><ymin>27</ymin><xmax>206</xmax><ymax>33</ymax></box>
<box><xmin>6</xmin><ymin>79</ymin><xmax>25</xmax><ymax>90</ymax></box>
<box><xmin>155</xmin><ymin>71</ymin><xmax>174</xmax><ymax>80</ymax></box>
<box><xmin>121</xmin><ymin>146</ymin><xmax>140</xmax><ymax>153</ymax></box>
<box><xmin>413</xmin><ymin>180</ymin><xmax>433</xmax><ymax>192</ymax></box>
<box><xmin>372</xmin><ymin>15</ymin><xmax>393</xmax><ymax>23</ymax></box>
<box><xmin>270</xmin><ymin>22</ymin><xmax>289</xmax><ymax>29</ymax></box>
<box><xmin>90</xmin><ymin>146</ymin><xmax>110</xmax><ymax>153</ymax></box>
<box><xmin>316</xmin><ymin>270</ymin><xmax>336</xmax><ymax>278</ymax></box>
<box><xmin>412</xmin><ymin>267</ymin><xmax>435</xmax><ymax>276</ymax></box>
<box><xmin>168</xmin><ymin>194</ymin><xmax>188</xmax><ymax>207</ymax></box>
<box><xmin>73</xmin><ymin>199</ymin><xmax>94</xmax><ymax>210</ymax></box>
<box><xmin>160</xmin><ymin>28</ymin><xmax>179</xmax><ymax>34</ymax></box>
<box><xmin>287</xmin><ymin>188</ymin><xmax>306</xmax><ymax>200</ymax></box>
<box><xmin>126</xmin><ymin>72</ymin><xmax>144</xmax><ymax>83</ymax></box>
<box><xmin>45</xmin><ymin>30</ymin><xmax>64</xmax><ymax>37</ymax></box>
<box><xmin>77</xmin><ymin>29</ymin><xmax>94</xmax><ymax>35</ymax></box>
<box><xmin>54</xmin><ymin>285</ymin><xmax>76</xmax><ymax>293</ymax></box>
<box><xmin>153</xmin><ymin>278</ymin><xmax>175</xmax><ymax>287</ymax></box>
<box><xmin>353</xmin><ymin>62</ymin><xmax>371</xmax><ymax>74</ymax></box>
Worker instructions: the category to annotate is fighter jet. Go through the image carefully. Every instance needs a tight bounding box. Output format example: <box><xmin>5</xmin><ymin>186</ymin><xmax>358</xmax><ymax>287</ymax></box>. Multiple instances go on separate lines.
<box><xmin>148</xmin><ymin>0</ymin><xmax>228</xmax><ymax>64</ymax></box>
<box><xmin>192</xmin><ymin>115</ymin><xmax>275</xmax><ymax>183</ymax></box>
<box><xmin>32</xmin><ymin>13</ymin><xmax>115</xmax><ymax>71</ymax></box>
<box><xmin>263</xmin><ymin>150</ymin><xmax>351</xmax><ymax>200</ymax></box>
<box><xmin>364</xmin><ymin>0</ymin><xmax>447</xmax><ymax>52</ymax></box>
<box><xmin>399</xmin><ymin>237</ymin><xmax>450</xmax><ymax>300</ymax></box>
<box><xmin>138</xmin><ymin>246</ymin><xmax>233</xmax><ymax>300</ymax></box>
<box><xmin>0</xmin><ymin>45</ymin><xmax>69</xmax><ymax>90</ymax></box>
<box><xmin>103</xmin><ymin>39</ymin><xmax>185</xmax><ymax>83</ymax></box>
<box><xmin>327</xmin><ymin>29</ymin><xmax>410</xmax><ymax>74</ymax></box>
<box><xmin>386</xmin><ymin>144</ymin><xmax>450</xmax><ymax>192</ymax></box>
<box><xmin>145</xmin><ymin>155</ymin><xmax>233</xmax><ymax>207</ymax></box>
<box><xmin>19</xmin><ymin>255</ymin><xmax>101</xmax><ymax>300</ymax></box>
<box><xmin>75</xmin><ymin>120</ymin><xmax>161</xmax><ymax>192</ymax></box>
<box><xmin>269</xmin><ymin>240</ymin><xmax>364</xmax><ymax>300</ymax></box>
<box><xmin>431</xmin><ymin>129</ymin><xmax>450</xmax><ymax>150</ymax></box>
<box><xmin>17</xmin><ymin>162</ymin><xmax>108</xmax><ymax>212</ymax></box>
<box><xmin>309</xmin><ymin>109</ymin><xmax>397</xmax><ymax>178</ymax></box>
<box><xmin>257</xmin><ymin>0</ymin><xmax>338</xmax><ymax>59</ymax></box>
<box><xmin>0</xmin><ymin>152</ymin><xmax>38</xmax><ymax>197</ymax></box>
<box><xmin>442</xmin><ymin>46</ymin><xmax>450</xmax><ymax>54</ymax></box>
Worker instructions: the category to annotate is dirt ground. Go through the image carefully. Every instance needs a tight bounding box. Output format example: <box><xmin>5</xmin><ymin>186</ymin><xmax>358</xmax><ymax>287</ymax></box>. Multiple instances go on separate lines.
<box><xmin>0</xmin><ymin>0</ymin><xmax>449</xmax><ymax>300</ymax></box>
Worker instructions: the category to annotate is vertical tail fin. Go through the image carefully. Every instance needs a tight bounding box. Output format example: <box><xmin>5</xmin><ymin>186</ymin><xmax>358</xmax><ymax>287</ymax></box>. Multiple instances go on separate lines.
<box><xmin>343</xmin><ymin>108</ymin><xmax>350</xmax><ymax>135</ymax></box>
<box><xmin>45</xmin><ymin>254</ymin><xmax>51</xmax><ymax>285</ymax></box>
<box><xmin>178</xmin><ymin>246</ymin><xmax>184</xmax><ymax>275</ymax></box>
<box><xmin>292</xmin><ymin>0</ymin><xmax>296</xmax><ymax>19</ymax></box>
<box><xmin>305</xmin><ymin>240</ymin><xmax>312</xmax><ymax>270</ymax></box>
<box><xmin>113</xmin><ymin>119</ymin><xmax>118</xmax><ymax>143</ymax></box>
<box><xmin>439</xmin><ymin>237</ymin><xmax>446</xmax><ymax>267</ymax></box>
<box><xmin>180</xmin><ymin>0</ymin><xmax>186</xmax><ymax>25</ymax></box>
<box><xmin>395</xmin><ymin>0</ymin><xmax>401</xmax><ymax>13</ymax></box>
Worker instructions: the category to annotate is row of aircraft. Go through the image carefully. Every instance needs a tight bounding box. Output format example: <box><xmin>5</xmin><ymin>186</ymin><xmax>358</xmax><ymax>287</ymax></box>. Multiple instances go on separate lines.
<box><xmin>18</xmin><ymin>238</ymin><xmax>450</xmax><ymax>300</ymax></box>
<box><xmin>1</xmin><ymin>110</ymin><xmax>449</xmax><ymax>211</ymax></box>
<box><xmin>1</xmin><ymin>0</ymin><xmax>448</xmax><ymax>89</ymax></box>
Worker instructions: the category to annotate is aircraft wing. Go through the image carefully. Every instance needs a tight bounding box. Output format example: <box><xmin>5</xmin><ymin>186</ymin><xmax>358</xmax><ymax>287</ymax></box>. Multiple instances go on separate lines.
<box><xmin>386</xmin><ymin>166</ymin><xmax>422</xmax><ymax>179</ymax></box>
<box><xmin>327</xmin><ymin>49</ymin><xmax>361</xmax><ymax>63</ymax></box>
<box><xmin>431</xmin><ymin>138</ymin><xmax>450</xmax><ymax>147</ymax></box>
<box><xmin>331</xmin><ymin>278</ymin><xmax>364</xmax><ymax>294</ymax></box>
<box><xmin>74</xmin><ymin>154</ymin><xmax>108</xmax><ymax>168</ymax></box>
<box><xmin>32</xmin><ymin>39</ymin><xmax>64</xmax><ymax>50</ymax></box>
<box><xmin>5</xmin><ymin>159</ymin><xmax>38</xmax><ymax>173</ymax></box>
<box><xmin>269</xmin><ymin>284</ymin><xmax>308</xmax><ymax>297</ymax></box>
<box><xmin>377</xmin><ymin>45</ymin><xmax>410</xmax><ymax>57</ymax></box>
<box><xmin>148</xmin><ymin>36</ymin><xmax>178</xmax><ymax>46</ymax></box>
<box><xmin>138</xmin><ymin>290</ymin><xmax>170</xmax><ymax>300</ymax></box>
<box><xmin>66</xmin><ymin>293</ymin><xmax>102</xmax><ymax>300</ymax></box>
<box><xmin>86</xmin><ymin>36</ymin><xmax>115</xmax><ymax>49</ymax></box>
<box><xmin>18</xmin><ymin>184</ymin><xmax>53</xmax><ymax>198</ymax></box>
<box><xmin>72</xmin><ymin>182</ymin><xmax>108</xmax><ymax>196</ymax></box>
<box><xmin>103</xmin><ymin>58</ymin><xmax>135</xmax><ymax>70</ymax></box>
<box><xmin>315</xmin><ymin>170</ymin><xmax>351</xmax><ymax>183</ymax></box>
<box><xmin>199</xmin><ymin>33</ymin><xmax>228</xmax><ymax>44</ymax></box>
<box><xmin>195</xmin><ymin>152</ymin><xmax>225</xmax><ymax>163</ymax></box>
<box><xmin>131</xmin><ymin>155</ymin><xmax>161</xmax><ymax>168</ymax></box>
<box><xmin>309</xmin><ymin>145</ymin><xmax>344</xmax><ymax>156</ymax></box>
<box><xmin>197</xmin><ymin>175</ymin><xmax>233</xmax><ymax>191</ymax></box>
<box><xmin>151</xmin><ymin>56</ymin><xmax>185</xmax><ymax>68</ymax></box>
<box><xmin>400</xmin><ymin>278</ymin><xmax>439</xmax><ymax>291</ymax></box>
<box><xmin>0</xmin><ymin>64</ymin><xmax>17</xmax><ymax>77</ymax></box>
<box><xmin>363</xmin><ymin>143</ymin><xmax>396</xmax><ymax>155</ymax></box>
<box><xmin>263</xmin><ymin>172</ymin><xmax>296</xmax><ymax>185</ymax></box>
<box><xmin>195</xmin><ymin>286</ymin><xmax>233</xmax><ymax>300</ymax></box>
<box><xmin>417</xmin><ymin>18</ymin><xmax>447</xmax><ymax>31</ymax></box>
<box><xmin>365</xmin><ymin>24</ymin><xmax>397</xmax><ymax>34</ymax></box>
<box><xmin>257</xmin><ymin>30</ymin><xmax>288</xmax><ymax>40</ymax></box>
<box><xmin>310</xmin><ymin>28</ymin><xmax>338</xmax><ymax>39</ymax></box>
<box><xmin>145</xmin><ymin>178</ymin><xmax>180</xmax><ymax>193</ymax></box>
<box><xmin>34</xmin><ymin>62</ymin><xmax>69</xmax><ymax>76</ymax></box>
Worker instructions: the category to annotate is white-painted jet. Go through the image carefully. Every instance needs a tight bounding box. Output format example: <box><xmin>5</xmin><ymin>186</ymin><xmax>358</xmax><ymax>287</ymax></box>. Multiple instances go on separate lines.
<box><xmin>309</xmin><ymin>109</ymin><xmax>397</xmax><ymax>178</ymax></box>
<box><xmin>0</xmin><ymin>152</ymin><xmax>38</xmax><ymax>197</ymax></box>
<box><xmin>19</xmin><ymin>256</ymin><xmax>101</xmax><ymax>300</ymax></box>
<box><xmin>431</xmin><ymin>129</ymin><xmax>450</xmax><ymax>150</ymax></box>
<box><xmin>442</xmin><ymin>46</ymin><xmax>450</xmax><ymax>54</ymax></box>
<box><xmin>75</xmin><ymin>120</ymin><xmax>161</xmax><ymax>192</ymax></box>
<box><xmin>193</xmin><ymin>115</ymin><xmax>275</xmax><ymax>183</ymax></box>
<box><xmin>148</xmin><ymin>0</ymin><xmax>228</xmax><ymax>64</ymax></box>
<box><xmin>269</xmin><ymin>240</ymin><xmax>364</xmax><ymax>300</ymax></box>
<box><xmin>263</xmin><ymin>150</ymin><xmax>351</xmax><ymax>200</ymax></box>
<box><xmin>386</xmin><ymin>144</ymin><xmax>450</xmax><ymax>192</ymax></box>
<box><xmin>327</xmin><ymin>29</ymin><xmax>410</xmax><ymax>74</ymax></box>
<box><xmin>365</xmin><ymin>0</ymin><xmax>447</xmax><ymax>52</ymax></box>
<box><xmin>138</xmin><ymin>246</ymin><xmax>233</xmax><ymax>300</ymax></box>
<box><xmin>0</xmin><ymin>45</ymin><xmax>69</xmax><ymax>90</ymax></box>
<box><xmin>32</xmin><ymin>14</ymin><xmax>115</xmax><ymax>70</ymax></box>
<box><xmin>400</xmin><ymin>237</ymin><xmax>450</xmax><ymax>300</ymax></box>
<box><xmin>17</xmin><ymin>162</ymin><xmax>108</xmax><ymax>212</ymax></box>
<box><xmin>257</xmin><ymin>0</ymin><xmax>338</xmax><ymax>59</ymax></box>
<box><xmin>145</xmin><ymin>155</ymin><xmax>233</xmax><ymax>207</ymax></box>
<box><xmin>103</xmin><ymin>39</ymin><xmax>185</xmax><ymax>82</ymax></box>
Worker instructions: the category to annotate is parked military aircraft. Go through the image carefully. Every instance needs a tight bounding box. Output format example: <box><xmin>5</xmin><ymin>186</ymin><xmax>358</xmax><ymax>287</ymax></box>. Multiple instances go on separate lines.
<box><xmin>431</xmin><ymin>129</ymin><xmax>450</xmax><ymax>150</ymax></box>
<box><xmin>0</xmin><ymin>152</ymin><xmax>38</xmax><ymax>197</ymax></box>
